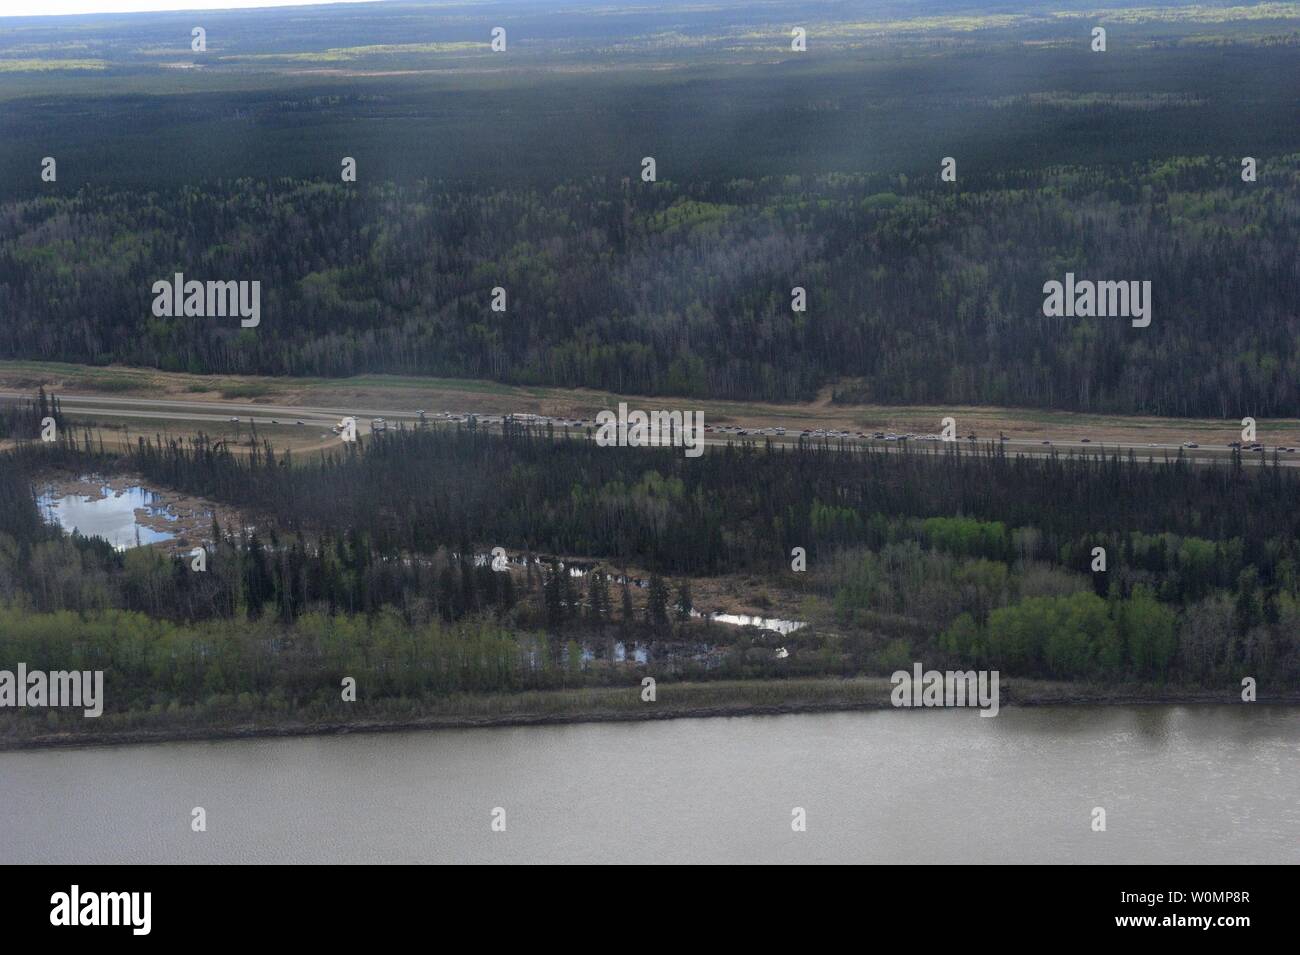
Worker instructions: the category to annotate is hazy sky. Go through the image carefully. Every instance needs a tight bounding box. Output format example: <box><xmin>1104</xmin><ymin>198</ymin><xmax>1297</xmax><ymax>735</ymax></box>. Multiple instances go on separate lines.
<box><xmin>8</xmin><ymin>0</ymin><xmax>378</xmax><ymax>16</ymax></box>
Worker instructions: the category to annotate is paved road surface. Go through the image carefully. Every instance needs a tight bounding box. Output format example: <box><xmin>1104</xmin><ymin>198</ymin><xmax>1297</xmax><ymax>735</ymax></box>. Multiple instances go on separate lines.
<box><xmin>3</xmin><ymin>391</ymin><xmax>1293</xmax><ymax>465</ymax></box>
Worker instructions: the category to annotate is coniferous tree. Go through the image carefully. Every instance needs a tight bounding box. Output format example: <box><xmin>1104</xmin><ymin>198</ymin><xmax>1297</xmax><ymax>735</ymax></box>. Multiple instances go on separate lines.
<box><xmin>647</xmin><ymin>573</ymin><xmax>668</xmax><ymax>627</ymax></box>
<box><xmin>674</xmin><ymin>579</ymin><xmax>693</xmax><ymax>623</ymax></box>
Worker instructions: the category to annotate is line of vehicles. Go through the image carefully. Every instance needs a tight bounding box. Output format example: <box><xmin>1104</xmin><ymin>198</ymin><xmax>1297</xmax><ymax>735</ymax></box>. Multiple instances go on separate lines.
<box><xmin>219</xmin><ymin>411</ymin><xmax>1299</xmax><ymax>454</ymax></box>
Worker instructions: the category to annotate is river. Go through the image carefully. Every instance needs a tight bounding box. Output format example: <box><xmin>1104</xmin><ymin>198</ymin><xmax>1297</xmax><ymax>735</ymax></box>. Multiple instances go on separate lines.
<box><xmin>1</xmin><ymin>705</ymin><xmax>1295</xmax><ymax>864</ymax></box>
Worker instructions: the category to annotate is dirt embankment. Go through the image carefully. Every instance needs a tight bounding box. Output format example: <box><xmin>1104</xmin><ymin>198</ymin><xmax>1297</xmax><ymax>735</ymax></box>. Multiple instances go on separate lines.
<box><xmin>3</xmin><ymin>678</ymin><xmax>1291</xmax><ymax>752</ymax></box>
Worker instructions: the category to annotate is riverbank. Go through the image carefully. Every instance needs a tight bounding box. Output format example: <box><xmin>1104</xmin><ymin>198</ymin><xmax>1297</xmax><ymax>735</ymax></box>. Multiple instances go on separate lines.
<box><xmin>2</xmin><ymin>676</ymin><xmax>1291</xmax><ymax>751</ymax></box>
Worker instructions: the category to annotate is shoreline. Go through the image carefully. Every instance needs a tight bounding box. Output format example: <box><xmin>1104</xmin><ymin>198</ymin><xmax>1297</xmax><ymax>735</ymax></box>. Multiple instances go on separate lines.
<box><xmin>3</xmin><ymin>679</ymin><xmax>1294</xmax><ymax>752</ymax></box>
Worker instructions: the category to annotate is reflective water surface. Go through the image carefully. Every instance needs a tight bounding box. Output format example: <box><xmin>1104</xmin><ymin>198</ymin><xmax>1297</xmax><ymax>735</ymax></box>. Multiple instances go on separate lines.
<box><xmin>1</xmin><ymin>705</ymin><xmax>1295</xmax><ymax>864</ymax></box>
<box><xmin>38</xmin><ymin>482</ymin><xmax>177</xmax><ymax>550</ymax></box>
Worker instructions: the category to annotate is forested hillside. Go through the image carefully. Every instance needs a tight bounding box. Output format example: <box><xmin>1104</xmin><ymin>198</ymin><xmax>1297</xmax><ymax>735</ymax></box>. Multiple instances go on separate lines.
<box><xmin>2</xmin><ymin>157</ymin><xmax>1297</xmax><ymax>413</ymax></box>
<box><xmin>3</xmin><ymin>3</ymin><xmax>1299</xmax><ymax>416</ymax></box>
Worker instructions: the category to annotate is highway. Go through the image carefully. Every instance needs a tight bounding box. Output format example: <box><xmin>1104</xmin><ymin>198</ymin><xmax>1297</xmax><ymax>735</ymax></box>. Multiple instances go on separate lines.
<box><xmin>4</xmin><ymin>390</ymin><xmax>1295</xmax><ymax>465</ymax></box>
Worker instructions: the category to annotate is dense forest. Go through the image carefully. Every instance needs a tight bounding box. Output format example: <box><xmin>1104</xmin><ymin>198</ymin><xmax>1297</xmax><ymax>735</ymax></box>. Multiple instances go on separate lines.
<box><xmin>119</xmin><ymin>421</ymin><xmax>1300</xmax><ymax>583</ymax></box>
<box><xmin>4</xmin><ymin>4</ymin><xmax>1299</xmax><ymax>417</ymax></box>
<box><xmin>1</xmin><ymin>418</ymin><xmax>1296</xmax><ymax>736</ymax></box>
<box><xmin>4</xmin><ymin>5</ymin><xmax>1297</xmax><ymax>194</ymax></box>
<box><xmin>2</xmin><ymin>157</ymin><xmax>1297</xmax><ymax>414</ymax></box>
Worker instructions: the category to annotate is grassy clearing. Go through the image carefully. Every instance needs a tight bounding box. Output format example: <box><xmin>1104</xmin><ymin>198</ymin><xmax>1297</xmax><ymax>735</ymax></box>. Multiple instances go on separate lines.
<box><xmin>0</xmin><ymin>59</ymin><xmax>107</xmax><ymax>72</ymax></box>
<box><xmin>218</xmin><ymin>383</ymin><xmax>275</xmax><ymax>400</ymax></box>
<box><xmin>222</xmin><ymin>42</ymin><xmax>485</xmax><ymax>63</ymax></box>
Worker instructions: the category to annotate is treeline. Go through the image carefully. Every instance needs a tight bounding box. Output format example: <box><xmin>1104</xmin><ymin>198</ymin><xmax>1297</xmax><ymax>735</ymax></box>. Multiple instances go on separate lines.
<box><xmin>0</xmin><ymin>427</ymin><xmax>689</xmax><ymax>649</ymax></box>
<box><xmin>820</xmin><ymin>542</ymin><xmax>1295</xmax><ymax>685</ymax></box>
<box><xmin>122</xmin><ymin>424</ymin><xmax>1300</xmax><ymax>582</ymax></box>
<box><xmin>940</xmin><ymin>590</ymin><xmax>1178</xmax><ymax>683</ymax></box>
<box><xmin>116</xmin><ymin>424</ymin><xmax>1300</xmax><ymax>684</ymax></box>
<box><xmin>0</xmin><ymin>606</ymin><xmax>543</xmax><ymax>715</ymax></box>
<box><xmin>2</xmin><ymin>156</ymin><xmax>1298</xmax><ymax>414</ymax></box>
<box><xmin>5</xmin><ymin>422</ymin><xmax>1300</xmax><ymax>693</ymax></box>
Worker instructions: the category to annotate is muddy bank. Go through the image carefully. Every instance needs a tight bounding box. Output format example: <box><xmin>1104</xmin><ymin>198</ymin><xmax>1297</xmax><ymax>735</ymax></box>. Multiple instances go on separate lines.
<box><xmin>3</xmin><ymin>678</ymin><xmax>1291</xmax><ymax>752</ymax></box>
